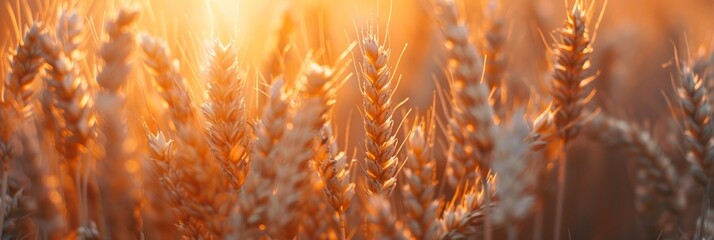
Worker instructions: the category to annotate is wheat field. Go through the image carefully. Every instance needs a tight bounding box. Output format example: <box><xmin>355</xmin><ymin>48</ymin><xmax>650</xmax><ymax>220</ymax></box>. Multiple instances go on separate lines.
<box><xmin>0</xmin><ymin>0</ymin><xmax>713</xmax><ymax>239</ymax></box>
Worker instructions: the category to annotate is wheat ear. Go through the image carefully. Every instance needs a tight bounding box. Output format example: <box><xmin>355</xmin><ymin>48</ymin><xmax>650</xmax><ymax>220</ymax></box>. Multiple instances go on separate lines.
<box><xmin>433</xmin><ymin>0</ymin><xmax>496</xmax><ymax>188</ymax></box>
<box><xmin>539</xmin><ymin>0</ymin><xmax>596</xmax><ymax>142</ymax></box>
<box><xmin>315</xmin><ymin>125</ymin><xmax>354</xmax><ymax>239</ymax></box>
<box><xmin>535</xmin><ymin>2</ymin><xmax>596</xmax><ymax>238</ymax></box>
<box><xmin>367</xmin><ymin>194</ymin><xmax>412</xmax><ymax>240</ymax></box>
<box><xmin>40</xmin><ymin>9</ymin><xmax>92</xmax><ymax>180</ymax></box>
<box><xmin>676</xmin><ymin>67</ymin><xmax>714</xmax><ymax>185</ymax></box>
<box><xmin>401</xmin><ymin>116</ymin><xmax>441</xmax><ymax>239</ymax></box>
<box><xmin>268</xmin><ymin>63</ymin><xmax>335</xmax><ymax>238</ymax></box>
<box><xmin>95</xmin><ymin>8</ymin><xmax>141</xmax><ymax>238</ymax></box>
<box><xmin>3</xmin><ymin>23</ymin><xmax>68</xmax><ymax>235</ymax></box>
<box><xmin>141</xmin><ymin>35</ymin><xmax>232</xmax><ymax>238</ymax></box>
<box><xmin>203</xmin><ymin>42</ymin><xmax>252</xmax><ymax>191</ymax></box>
<box><xmin>588</xmin><ymin>114</ymin><xmax>685</xmax><ymax>237</ymax></box>
<box><xmin>40</xmin><ymin>9</ymin><xmax>99</xmax><ymax>232</ymax></box>
<box><xmin>234</xmin><ymin>77</ymin><xmax>291</xmax><ymax>238</ymax></box>
<box><xmin>433</xmin><ymin>2</ymin><xmax>497</xmax><ymax>238</ymax></box>
<box><xmin>146</xmin><ymin>130</ymin><xmax>212</xmax><ymax>238</ymax></box>
<box><xmin>360</xmin><ymin>34</ymin><xmax>400</xmax><ymax>195</ymax></box>
<box><xmin>481</xmin><ymin>0</ymin><xmax>507</xmax><ymax>113</ymax></box>
<box><xmin>3</xmin><ymin>24</ymin><xmax>46</xmax><ymax>186</ymax></box>
<box><xmin>5</xmin><ymin>24</ymin><xmax>45</xmax><ymax>111</ymax></box>
<box><xmin>491</xmin><ymin>110</ymin><xmax>535</xmax><ymax>240</ymax></box>
<box><xmin>440</xmin><ymin>178</ymin><xmax>496</xmax><ymax>240</ymax></box>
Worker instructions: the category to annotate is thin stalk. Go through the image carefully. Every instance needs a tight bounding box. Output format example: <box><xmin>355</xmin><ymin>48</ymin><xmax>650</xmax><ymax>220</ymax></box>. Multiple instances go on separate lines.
<box><xmin>696</xmin><ymin>180</ymin><xmax>711</xmax><ymax>239</ymax></box>
<box><xmin>534</xmin><ymin>202</ymin><xmax>543</xmax><ymax>240</ymax></box>
<box><xmin>339</xmin><ymin>212</ymin><xmax>346</xmax><ymax>240</ymax></box>
<box><xmin>508</xmin><ymin>224</ymin><xmax>517</xmax><ymax>240</ymax></box>
<box><xmin>0</xmin><ymin>158</ymin><xmax>7</xmax><ymax>240</ymax></box>
<box><xmin>484</xmin><ymin>179</ymin><xmax>493</xmax><ymax>240</ymax></box>
<box><xmin>554</xmin><ymin>143</ymin><xmax>568</xmax><ymax>240</ymax></box>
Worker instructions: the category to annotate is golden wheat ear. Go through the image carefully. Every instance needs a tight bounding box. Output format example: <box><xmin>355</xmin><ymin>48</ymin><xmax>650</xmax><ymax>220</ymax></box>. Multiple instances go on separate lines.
<box><xmin>587</xmin><ymin>114</ymin><xmax>685</xmax><ymax>237</ymax></box>
<box><xmin>366</xmin><ymin>193</ymin><xmax>412</xmax><ymax>239</ymax></box>
<box><xmin>40</xmin><ymin>9</ymin><xmax>103</xmax><ymax>234</ymax></box>
<box><xmin>140</xmin><ymin>35</ymin><xmax>233</xmax><ymax>238</ymax></box>
<box><xmin>312</xmin><ymin>123</ymin><xmax>355</xmax><ymax>239</ymax></box>
<box><xmin>491</xmin><ymin>110</ymin><xmax>536</xmax><ymax>239</ymax></box>
<box><xmin>440</xmin><ymin>177</ymin><xmax>496</xmax><ymax>239</ymax></box>
<box><xmin>359</xmin><ymin>33</ymin><xmax>400</xmax><ymax>196</ymax></box>
<box><xmin>676</xmin><ymin>67</ymin><xmax>714</xmax><ymax>186</ymax></box>
<box><xmin>549</xmin><ymin>1</ymin><xmax>596</xmax><ymax>141</ymax></box>
<box><xmin>234</xmin><ymin>77</ymin><xmax>291</xmax><ymax>238</ymax></box>
<box><xmin>95</xmin><ymin>7</ymin><xmax>141</xmax><ymax>239</ymax></box>
<box><xmin>6</xmin><ymin>24</ymin><xmax>45</xmax><ymax>112</ymax></box>
<box><xmin>480</xmin><ymin>0</ymin><xmax>508</xmax><ymax>116</ymax></box>
<box><xmin>203</xmin><ymin>42</ymin><xmax>252</xmax><ymax>191</ymax></box>
<box><xmin>432</xmin><ymin>0</ymin><xmax>496</xmax><ymax>193</ymax></box>
<box><xmin>400</xmin><ymin>113</ymin><xmax>441</xmax><ymax>239</ymax></box>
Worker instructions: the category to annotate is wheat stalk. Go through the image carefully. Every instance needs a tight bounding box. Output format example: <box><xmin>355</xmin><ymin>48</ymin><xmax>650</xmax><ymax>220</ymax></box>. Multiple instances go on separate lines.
<box><xmin>203</xmin><ymin>42</ymin><xmax>252</xmax><ymax>191</ymax></box>
<box><xmin>401</xmin><ymin>116</ymin><xmax>441</xmax><ymax>239</ymax></box>
<box><xmin>0</xmin><ymin>96</ymin><xmax>21</xmax><ymax>240</ymax></box>
<box><xmin>95</xmin><ymin>8</ymin><xmax>140</xmax><ymax>238</ymax></box>
<box><xmin>360</xmin><ymin>34</ymin><xmax>400</xmax><ymax>196</ymax></box>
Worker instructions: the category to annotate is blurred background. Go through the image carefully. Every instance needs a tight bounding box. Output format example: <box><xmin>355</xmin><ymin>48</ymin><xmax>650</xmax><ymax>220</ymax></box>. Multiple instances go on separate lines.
<box><xmin>2</xmin><ymin>0</ymin><xmax>714</xmax><ymax>239</ymax></box>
